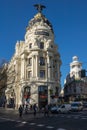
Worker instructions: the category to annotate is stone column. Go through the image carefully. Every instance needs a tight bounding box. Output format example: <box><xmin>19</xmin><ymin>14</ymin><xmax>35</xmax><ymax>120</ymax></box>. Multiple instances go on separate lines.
<box><xmin>15</xmin><ymin>86</ymin><xmax>22</xmax><ymax>109</ymax></box>
<box><xmin>46</xmin><ymin>53</ymin><xmax>51</xmax><ymax>104</ymax></box>
<box><xmin>21</xmin><ymin>54</ymin><xmax>27</xmax><ymax>80</ymax></box>
<box><xmin>36</xmin><ymin>55</ymin><xmax>39</xmax><ymax>78</ymax></box>
<box><xmin>32</xmin><ymin>56</ymin><xmax>34</xmax><ymax>77</ymax></box>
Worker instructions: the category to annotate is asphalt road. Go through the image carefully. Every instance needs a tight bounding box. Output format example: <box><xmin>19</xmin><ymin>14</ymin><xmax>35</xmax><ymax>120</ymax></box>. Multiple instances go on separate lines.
<box><xmin>0</xmin><ymin>108</ymin><xmax>87</xmax><ymax>130</ymax></box>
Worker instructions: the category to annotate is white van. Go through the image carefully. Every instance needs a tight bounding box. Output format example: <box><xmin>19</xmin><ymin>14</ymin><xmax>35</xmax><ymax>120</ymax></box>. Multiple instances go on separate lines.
<box><xmin>57</xmin><ymin>104</ymin><xmax>71</xmax><ymax>113</ymax></box>
<box><xmin>71</xmin><ymin>102</ymin><xmax>83</xmax><ymax>111</ymax></box>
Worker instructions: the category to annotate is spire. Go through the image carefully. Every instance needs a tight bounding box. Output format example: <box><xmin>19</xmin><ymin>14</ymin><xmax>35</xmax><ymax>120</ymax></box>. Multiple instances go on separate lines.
<box><xmin>34</xmin><ymin>4</ymin><xmax>46</xmax><ymax>13</ymax></box>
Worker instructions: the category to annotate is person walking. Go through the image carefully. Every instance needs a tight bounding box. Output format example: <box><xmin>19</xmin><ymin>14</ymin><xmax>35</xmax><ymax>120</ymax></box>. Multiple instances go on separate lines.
<box><xmin>44</xmin><ymin>104</ymin><xmax>49</xmax><ymax>117</ymax></box>
<box><xmin>33</xmin><ymin>103</ymin><xmax>37</xmax><ymax>117</ymax></box>
<box><xmin>18</xmin><ymin>105</ymin><xmax>23</xmax><ymax>118</ymax></box>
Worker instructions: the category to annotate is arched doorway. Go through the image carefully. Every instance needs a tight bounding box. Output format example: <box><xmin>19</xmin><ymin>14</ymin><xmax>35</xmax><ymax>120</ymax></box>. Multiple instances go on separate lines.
<box><xmin>38</xmin><ymin>85</ymin><xmax>48</xmax><ymax>109</ymax></box>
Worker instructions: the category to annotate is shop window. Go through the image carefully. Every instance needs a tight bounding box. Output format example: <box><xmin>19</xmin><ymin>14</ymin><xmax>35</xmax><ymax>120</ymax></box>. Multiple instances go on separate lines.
<box><xmin>24</xmin><ymin>86</ymin><xmax>31</xmax><ymax>99</ymax></box>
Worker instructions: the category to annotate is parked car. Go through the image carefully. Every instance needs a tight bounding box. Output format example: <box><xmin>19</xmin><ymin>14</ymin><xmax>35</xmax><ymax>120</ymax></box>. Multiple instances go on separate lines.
<box><xmin>50</xmin><ymin>105</ymin><xmax>60</xmax><ymax>114</ymax></box>
<box><xmin>71</xmin><ymin>102</ymin><xmax>83</xmax><ymax>111</ymax></box>
<box><xmin>57</xmin><ymin>104</ymin><xmax>71</xmax><ymax>113</ymax></box>
<box><xmin>83</xmin><ymin>101</ymin><xmax>87</xmax><ymax>108</ymax></box>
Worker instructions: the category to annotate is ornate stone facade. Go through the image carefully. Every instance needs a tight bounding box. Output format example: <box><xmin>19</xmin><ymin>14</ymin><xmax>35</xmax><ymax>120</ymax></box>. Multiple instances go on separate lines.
<box><xmin>5</xmin><ymin>5</ymin><xmax>61</xmax><ymax>109</ymax></box>
<box><xmin>64</xmin><ymin>56</ymin><xmax>87</xmax><ymax>102</ymax></box>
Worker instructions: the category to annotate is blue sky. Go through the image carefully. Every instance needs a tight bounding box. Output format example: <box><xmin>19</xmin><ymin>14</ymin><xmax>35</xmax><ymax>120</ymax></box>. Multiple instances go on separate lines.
<box><xmin>0</xmin><ymin>0</ymin><xmax>87</xmax><ymax>86</ymax></box>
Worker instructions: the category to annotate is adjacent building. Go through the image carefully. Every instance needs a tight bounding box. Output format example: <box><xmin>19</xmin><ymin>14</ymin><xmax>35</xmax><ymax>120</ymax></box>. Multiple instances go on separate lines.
<box><xmin>64</xmin><ymin>56</ymin><xmax>87</xmax><ymax>102</ymax></box>
<box><xmin>0</xmin><ymin>63</ymin><xmax>7</xmax><ymax>107</ymax></box>
<box><xmin>5</xmin><ymin>4</ymin><xmax>61</xmax><ymax>109</ymax></box>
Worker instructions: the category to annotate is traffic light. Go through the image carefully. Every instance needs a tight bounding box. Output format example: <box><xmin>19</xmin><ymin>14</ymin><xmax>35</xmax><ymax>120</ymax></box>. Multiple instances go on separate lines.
<box><xmin>81</xmin><ymin>69</ymin><xmax>86</xmax><ymax>77</ymax></box>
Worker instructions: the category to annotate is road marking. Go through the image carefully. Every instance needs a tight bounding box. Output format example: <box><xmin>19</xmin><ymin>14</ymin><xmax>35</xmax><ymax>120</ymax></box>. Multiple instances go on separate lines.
<box><xmin>17</xmin><ymin>120</ymin><xmax>21</xmax><ymax>122</ymax></box>
<box><xmin>29</xmin><ymin>122</ymin><xmax>36</xmax><ymax>125</ymax></box>
<box><xmin>37</xmin><ymin>124</ymin><xmax>45</xmax><ymax>127</ymax></box>
<box><xmin>74</xmin><ymin>116</ymin><xmax>79</xmax><ymax>119</ymax></box>
<box><xmin>57</xmin><ymin>128</ymin><xmax>66</xmax><ymax>130</ymax></box>
<box><xmin>81</xmin><ymin>117</ymin><xmax>87</xmax><ymax>120</ymax></box>
<box><xmin>46</xmin><ymin>126</ymin><xmax>54</xmax><ymax>129</ymax></box>
<box><xmin>22</xmin><ymin>121</ymin><xmax>27</xmax><ymax>124</ymax></box>
<box><xmin>61</xmin><ymin>115</ymin><xmax>65</xmax><ymax>117</ymax></box>
<box><xmin>0</xmin><ymin>117</ymin><xmax>15</xmax><ymax>122</ymax></box>
<box><xmin>67</xmin><ymin>116</ymin><xmax>71</xmax><ymax>118</ymax></box>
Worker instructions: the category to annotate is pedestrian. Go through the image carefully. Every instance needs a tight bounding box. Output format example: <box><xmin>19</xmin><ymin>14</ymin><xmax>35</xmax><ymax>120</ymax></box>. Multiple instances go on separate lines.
<box><xmin>44</xmin><ymin>104</ymin><xmax>49</xmax><ymax>117</ymax></box>
<box><xmin>33</xmin><ymin>103</ymin><xmax>37</xmax><ymax>117</ymax></box>
<box><xmin>18</xmin><ymin>105</ymin><xmax>23</xmax><ymax>118</ymax></box>
<box><xmin>25</xmin><ymin>105</ymin><xmax>28</xmax><ymax>114</ymax></box>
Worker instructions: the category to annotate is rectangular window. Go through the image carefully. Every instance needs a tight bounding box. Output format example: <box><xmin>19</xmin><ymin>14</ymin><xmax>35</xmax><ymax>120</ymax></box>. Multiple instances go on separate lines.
<box><xmin>29</xmin><ymin>58</ymin><xmax>32</xmax><ymax>65</ymax></box>
<box><xmin>55</xmin><ymin>87</ymin><xmax>58</xmax><ymax>96</ymax></box>
<box><xmin>39</xmin><ymin>57</ymin><xmax>45</xmax><ymax>66</ymax></box>
<box><xmin>28</xmin><ymin>71</ymin><xmax>32</xmax><ymax>78</ymax></box>
<box><xmin>40</xmin><ymin>42</ymin><xmax>44</xmax><ymax>49</ymax></box>
<box><xmin>40</xmin><ymin>70</ymin><xmax>45</xmax><ymax>78</ymax></box>
<box><xmin>29</xmin><ymin>43</ymin><xmax>32</xmax><ymax>48</ymax></box>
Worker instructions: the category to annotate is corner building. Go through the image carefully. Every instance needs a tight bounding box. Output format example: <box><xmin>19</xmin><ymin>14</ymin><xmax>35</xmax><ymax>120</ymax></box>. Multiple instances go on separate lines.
<box><xmin>5</xmin><ymin>5</ymin><xmax>61</xmax><ymax>109</ymax></box>
<box><xmin>64</xmin><ymin>56</ymin><xmax>87</xmax><ymax>102</ymax></box>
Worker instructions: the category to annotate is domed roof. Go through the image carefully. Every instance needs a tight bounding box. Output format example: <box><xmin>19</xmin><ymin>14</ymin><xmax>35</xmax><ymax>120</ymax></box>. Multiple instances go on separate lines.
<box><xmin>72</xmin><ymin>56</ymin><xmax>78</xmax><ymax>62</ymax></box>
<box><xmin>26</xmin><ymin>4</ymin><xmax>54</xmax><ymax>33</ymax></box>
<box><xmin>27</xmin><ymin>13</ymin><xmax>53</xmax><ymax>33</ymax></box>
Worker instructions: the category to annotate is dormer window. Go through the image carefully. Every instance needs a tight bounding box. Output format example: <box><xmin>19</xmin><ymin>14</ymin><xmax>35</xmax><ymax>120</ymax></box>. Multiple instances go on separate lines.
<box><xmin>40</xmin><ymin>42</ymin><xmax>44</xmax><ymax>49</ymax></box>
<box><xmin>29</xmin><ymin>43</ymin><xmax>32</xmax><ymax>48</ymax></box>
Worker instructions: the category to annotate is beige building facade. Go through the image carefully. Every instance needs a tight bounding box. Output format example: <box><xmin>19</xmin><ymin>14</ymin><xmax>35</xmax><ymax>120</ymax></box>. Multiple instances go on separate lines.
<box><xmin>5</xmin><ymin>5</ymin><xmax>61</xmax><ymax>109</ymax></box>
<box><xmin>64</xmin><ymin>56</ymin><xmax>87</xmax><ymax>102</ymax></box>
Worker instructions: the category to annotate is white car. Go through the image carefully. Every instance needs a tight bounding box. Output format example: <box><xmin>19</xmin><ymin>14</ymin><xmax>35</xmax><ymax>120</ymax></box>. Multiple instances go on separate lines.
<box><xmin>57</xmin><ymin>104</ymin><xmax>71</xmax><ymax>113</ymax></box>
<box><xmin>50</xmin><ymin>105</ymin><xmax>60</xmax><ymax>113</ymax></box>
<box><xmin>71</xmin><ymin>102</ymin><xmax>83</xmax><ymax>111</ymax></box>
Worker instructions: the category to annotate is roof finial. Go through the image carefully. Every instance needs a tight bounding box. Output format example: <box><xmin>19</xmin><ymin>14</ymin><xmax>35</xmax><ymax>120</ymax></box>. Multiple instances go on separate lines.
<box><xmin>34</xmin><ymin>4</ymin><xmax>46</xmax><ymax>13</ymax></box>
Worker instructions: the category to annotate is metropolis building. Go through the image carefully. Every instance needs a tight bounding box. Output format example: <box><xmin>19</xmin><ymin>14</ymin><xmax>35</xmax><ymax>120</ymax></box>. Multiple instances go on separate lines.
<box><xmin>5</xmin><ymin>4</ymin><xmax>61</xmax><ymax>109</ymax></box>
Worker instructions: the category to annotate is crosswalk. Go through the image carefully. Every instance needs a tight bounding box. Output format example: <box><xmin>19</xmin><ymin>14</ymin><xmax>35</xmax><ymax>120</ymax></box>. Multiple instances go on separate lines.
<box><xmin>0</xmin><ymin>112</ymin><xmax>87</xmax><ymax>130</ymax></box>
<box><xmin>50</xmin><ymin>113</ymin><xmax>87</xmax><ymax>120</ymax></box>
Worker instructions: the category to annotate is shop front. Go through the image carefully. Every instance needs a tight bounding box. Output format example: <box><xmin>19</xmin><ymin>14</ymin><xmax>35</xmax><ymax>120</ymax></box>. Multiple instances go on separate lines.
<box><xmin>38</xmin><ymin>85</ymin><xmax>48</xmax><ymax>109</ymax></box>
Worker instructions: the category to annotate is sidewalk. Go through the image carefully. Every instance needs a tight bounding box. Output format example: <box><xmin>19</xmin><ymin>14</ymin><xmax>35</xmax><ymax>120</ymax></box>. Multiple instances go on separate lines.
<box><xmin>0</xmin><ymin>107</ymin><xmax>44</xmax><ymax>121</ymax></box>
